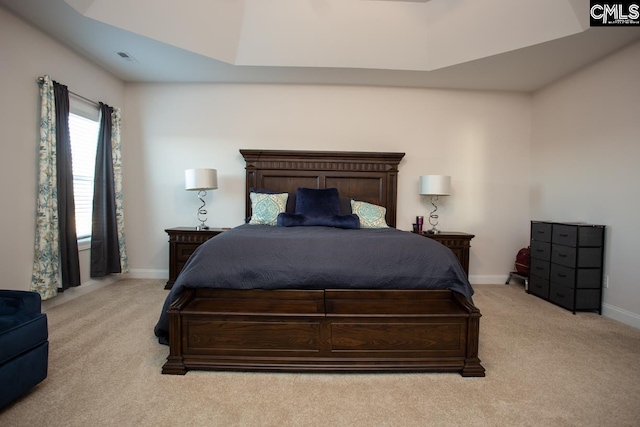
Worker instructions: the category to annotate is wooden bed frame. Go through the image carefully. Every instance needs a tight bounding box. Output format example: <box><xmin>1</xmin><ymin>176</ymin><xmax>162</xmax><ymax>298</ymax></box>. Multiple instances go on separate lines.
<box><xmin>161</xmin><ymin>150</ymin><xmax>484</xmax><ymax>377</ymax></box>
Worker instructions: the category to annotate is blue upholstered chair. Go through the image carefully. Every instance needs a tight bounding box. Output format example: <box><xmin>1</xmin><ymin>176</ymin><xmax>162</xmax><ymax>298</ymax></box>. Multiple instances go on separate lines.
<box><xmin>0</xmin><ymin>290</ymin><xmax>49</xmax><ymax>408</ymax></box>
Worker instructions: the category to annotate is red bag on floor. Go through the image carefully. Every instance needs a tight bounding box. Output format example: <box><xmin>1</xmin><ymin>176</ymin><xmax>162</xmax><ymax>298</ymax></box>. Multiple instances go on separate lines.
<box><xmin>515</xmin><ymin>247</ymin><xmax>530</xmax><ymax>276</ymax></box>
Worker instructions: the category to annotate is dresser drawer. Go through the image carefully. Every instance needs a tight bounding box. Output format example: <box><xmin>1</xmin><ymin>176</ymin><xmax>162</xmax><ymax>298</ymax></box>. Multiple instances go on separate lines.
<box><xmin>553</xmin><ymin>223</ymin><xmax>605</xmax><ymax>247</ymax></box>
<box><xmin>550</xmin><ymin>263</ymin><xmax>575</xmax><ymax>288</ymax></box>
<box><xmin>575</xmin><ymin>289</ymin><xmax>602</xmax><ymax>311</ymax></box>
<box><xmin>548</xmin><ymin>284</ymin><xmax>601</xmax><ymax>311</ymax></box>
<box><xmin>549</xmin><ymin>283</ymin><xmax>574</xmax><ymax>310</ymax></box>
<box><xmin>549</xmin><ymin>264</ymin><xmax>603</xmax><ymax>289</ymax></box>
<box><xmin>530</xmin><ymin>258</ymin><xmax>550</xmax><ymax>279</ymax></box>
<box><xmin>576</xmin><ymin>247</ymin><xmax>603</xmax><ymax>268</ymax></box>
<box><xmin>531</xmin><ymin>222</ymin><xmax>552</xmax><ymax>242</ymax></box>
<box><xmin>551</xmin><ymin>244</ymin><xmax>576</xmax><ymax>267</ymax></box>
<box><xmin>552</xmin><ymin>224</ymin><xmax>578</xmax><ymax>246</ymax></box>
<box><xmin>578</xmin><ymin>226</ymin><xmax>605</xmax><ymax>247</ymax></box>
<box><xmin>577</xmin><ymin>268</ymin><xmax>603</xmax><ymax>289</ymax></box>
<box><xmin>530</xmin><ymin>240</ymin><xmax>551</xmax><ymax>261</ymax></box>
<box><xmin>551</xmin><ymin>245</ymin><xmax>602</xmax><ymax>268</ymax></box>
<box><xmin>529</xmin><ymin>275</ymin><xmax>549</xmax><ymax>299</ymax></box>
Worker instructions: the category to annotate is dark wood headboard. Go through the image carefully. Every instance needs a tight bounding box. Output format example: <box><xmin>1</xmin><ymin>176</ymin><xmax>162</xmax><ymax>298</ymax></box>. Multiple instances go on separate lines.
<box><xmin>240</xmin><ymin>149</ymin><xmax>405</xmax><ymax>227</ymax></box>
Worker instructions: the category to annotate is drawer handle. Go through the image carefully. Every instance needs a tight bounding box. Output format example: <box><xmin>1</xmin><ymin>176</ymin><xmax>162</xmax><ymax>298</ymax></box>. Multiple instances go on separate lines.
<box><xmin>536</xmin><ymin>249</ymin><xmax>544</xmax><ymax>252</ymax></box>
<box><xmin>558</xmin><ymin>253</ymin><xmax>567</xmax><ymax>258</ymax></box>
<box><xmin>559</xmin><ymin>233</ymin><xmax>569</xmax><ymax>237</ymax></box>
<box><xmin>537</xmin><ymin>230</ymin><xmax>546</xmax><ymax>234</ymax></box>
<box><xmin>556</xmin><ymin>292</ymin><xmax>565</xmax><ymax>298</ymax></box>
<box><xmin>558</xmin><ymin>273</ymin><xmax>567</xmax><ymax>278</ymax></box>
<box><xmin>535</xmin><ymin>267</ymin><xmax>544</xmax><ymax>271</ymax></box>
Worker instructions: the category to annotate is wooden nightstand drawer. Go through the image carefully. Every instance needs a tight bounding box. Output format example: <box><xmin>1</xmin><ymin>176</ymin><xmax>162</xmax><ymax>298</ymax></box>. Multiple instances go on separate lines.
<box><xmin>417</xmin><ymin>232</ymin><xmax>474</xmax><ymax>277</ymax></box>
<box><xmin>177</xmin><ymin>244</ymin><xmax>200</xmax><ymax>262</ymax></box>
<box><xmin>165</xmin><ymin>227</ymin><xmax>227</xmax><ymax>289</ymax></box>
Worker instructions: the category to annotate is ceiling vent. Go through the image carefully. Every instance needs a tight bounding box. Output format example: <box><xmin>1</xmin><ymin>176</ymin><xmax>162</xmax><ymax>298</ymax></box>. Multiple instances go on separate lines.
<box><xmin>116</xmin><ymin>51</ymin><xmax>138</xmax><ymax>63</ymax></box>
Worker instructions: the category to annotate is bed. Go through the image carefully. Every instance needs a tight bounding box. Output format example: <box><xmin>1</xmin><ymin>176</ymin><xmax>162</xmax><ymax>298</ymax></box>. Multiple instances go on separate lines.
<box><xmin>155</xmin><ymin>149</ymin><xmax>484</xmax><ymax>377</ymax></box>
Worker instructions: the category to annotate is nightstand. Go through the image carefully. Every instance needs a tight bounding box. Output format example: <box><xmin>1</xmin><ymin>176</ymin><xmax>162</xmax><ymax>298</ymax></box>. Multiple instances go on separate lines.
<box><xmin>417</xmin><ymin>231</ymin><xmax>474</xmax><ymax>277</ymax></box>
<box><xmin>165</xmin><ymin>227</ymin><xmax>227</xmax><ymax>289</ymax></box>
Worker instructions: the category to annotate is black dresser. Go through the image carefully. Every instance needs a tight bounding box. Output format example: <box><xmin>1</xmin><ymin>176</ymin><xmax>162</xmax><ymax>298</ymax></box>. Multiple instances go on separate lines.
<box><xmin>529</xmin><ymin>221</ymin><xmax>605</xmax><ymax>314</ymax></box>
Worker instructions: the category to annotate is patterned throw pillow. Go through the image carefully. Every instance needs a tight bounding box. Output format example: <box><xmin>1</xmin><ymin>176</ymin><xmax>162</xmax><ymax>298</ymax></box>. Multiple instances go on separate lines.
<box><xmin>249</xmin><ymin>192</ymin><xmax>288</xmax><ymax>226</ymax></box>
<box><xmin>350</xmin><ymin>200</ymin><xmax>388</xmax><ymax>228</ymax></box>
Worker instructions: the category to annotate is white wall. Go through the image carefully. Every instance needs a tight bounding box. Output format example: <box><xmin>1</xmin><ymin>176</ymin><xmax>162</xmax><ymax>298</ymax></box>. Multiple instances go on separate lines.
<box><xmin>122</xmin><ymin>83</ymin><xmax>532</xmax><ymax>284</ymax></box>
<box><xmin>0</xmin><ymin>7</ymin><xmax>124</xmax><ymax>291</ymax></box>
<box><xmin>531</xmin><ymin>40</ymin><xmax>640</xmax><ymax>327</ymax></box>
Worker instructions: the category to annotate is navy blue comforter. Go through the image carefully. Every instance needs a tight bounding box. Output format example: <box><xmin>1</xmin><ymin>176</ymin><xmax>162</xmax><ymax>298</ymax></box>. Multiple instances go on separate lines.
<box><xmin>154</xmin><ymin>224</ymin><xmax>474</xmax><ymax>342</ymax></box>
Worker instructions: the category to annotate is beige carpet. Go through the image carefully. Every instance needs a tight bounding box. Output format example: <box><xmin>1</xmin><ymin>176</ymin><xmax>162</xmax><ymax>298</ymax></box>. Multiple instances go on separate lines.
<box><xmin>1</xmin><ymin>279</ymin><xmax>639</xmax><ymax>427</ymax></box>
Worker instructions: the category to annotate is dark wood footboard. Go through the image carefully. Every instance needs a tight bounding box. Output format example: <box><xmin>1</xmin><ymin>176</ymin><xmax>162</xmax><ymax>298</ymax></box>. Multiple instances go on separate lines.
<box><xmin>162</xmin><ymin>288</ymin><xmax>484</xmax><ymax>377</ymax></box>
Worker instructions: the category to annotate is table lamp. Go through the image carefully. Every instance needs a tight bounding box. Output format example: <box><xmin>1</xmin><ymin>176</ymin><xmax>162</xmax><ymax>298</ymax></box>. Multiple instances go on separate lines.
<box><xmin>185</xmin><ymin>168</ymin><xmax>218</xmax><ymax>230</ymax></box>
<box><xmin>419</xmin><ymin>175</ymin><xmax>451</xmax><ymax>234</ymax></box>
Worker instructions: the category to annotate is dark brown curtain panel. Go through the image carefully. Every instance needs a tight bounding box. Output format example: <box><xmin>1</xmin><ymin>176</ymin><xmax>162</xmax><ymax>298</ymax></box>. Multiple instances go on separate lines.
<box><xmin>53</xmin><ymin>81</ymin><xmax>81</xmax><ymax>290</ymax></box>
<box><xmin>90</xmin><ymin>103</ymin><xmax>121</xmax><ymax>277</ymax></box>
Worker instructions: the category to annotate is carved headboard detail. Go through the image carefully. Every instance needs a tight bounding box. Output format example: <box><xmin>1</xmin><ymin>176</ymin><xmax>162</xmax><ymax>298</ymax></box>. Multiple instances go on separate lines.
<box><xmin>240</xmin><ymin>149</ymin><xmax>405</xmax><ymax>227</ymax></box>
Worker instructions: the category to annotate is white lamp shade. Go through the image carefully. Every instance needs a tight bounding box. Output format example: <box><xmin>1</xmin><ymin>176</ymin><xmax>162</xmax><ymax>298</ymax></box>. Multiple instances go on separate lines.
<box><xmin>419</xmin><ymin>175</ymin><xmax>451</xmax><ymax>196</ymax></box>
<box><xmin>185</xmin><ymin>168</ymin><xmax>218</xmax><ymax>191</ymax></box>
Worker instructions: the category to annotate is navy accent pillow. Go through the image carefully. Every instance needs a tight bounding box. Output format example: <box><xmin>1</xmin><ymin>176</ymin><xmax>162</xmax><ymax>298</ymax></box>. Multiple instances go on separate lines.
<box><xmin>295</xmin><ymin>187</ymin><xmax>341</xmax><ymax>218</ymax></box>
<box><xmin>339</xmin><ymin>197</ymin><xmax>352</xmax><ymax>215</ymax></box>
<box><xmin>277</xmin><ymin>213</ymin><xmax>360</xmax><ymax>229</ymax></box>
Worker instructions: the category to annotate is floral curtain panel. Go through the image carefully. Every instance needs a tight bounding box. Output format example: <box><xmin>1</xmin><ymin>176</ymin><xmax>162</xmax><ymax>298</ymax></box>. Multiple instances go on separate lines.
<box><xmin>111</xmin><ymin>107</ymin><xmax>129</xmax><ymax>274</ymax></box>
<box><xmin>31</xmin><ymin>75</ymin><xmax>60</xmax><ymax>299</ymax></box>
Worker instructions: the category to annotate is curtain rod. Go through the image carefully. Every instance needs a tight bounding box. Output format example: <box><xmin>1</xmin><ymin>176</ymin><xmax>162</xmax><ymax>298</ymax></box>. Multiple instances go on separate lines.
<box><xmin>37</xmin><ymin>76</ymin><xmax>100</xmax><ymax>107</ymax></box>
<box><xmin>69</xmin><ymin>91</ymin><xmax>99</xmax><ymax>108</ymax></box>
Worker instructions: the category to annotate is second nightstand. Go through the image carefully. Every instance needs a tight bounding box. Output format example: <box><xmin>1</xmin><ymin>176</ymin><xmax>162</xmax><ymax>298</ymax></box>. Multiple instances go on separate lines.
<box><xmin>165</xmin><ymin>227</ymin><xmax>227</xmax><ymax>289</ymax></box>
<box><xmin>418</xmin><ymin>231</ymin><xmax>474</xmax><ymax>277</ymax></box>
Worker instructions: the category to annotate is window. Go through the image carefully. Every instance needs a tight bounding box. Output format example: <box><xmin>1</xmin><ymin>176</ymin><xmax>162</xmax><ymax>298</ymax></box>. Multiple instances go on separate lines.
<box><xmin>68</xmin><ymin>97</ymin><xmax>100</xmax><ymax>240</ymax></box>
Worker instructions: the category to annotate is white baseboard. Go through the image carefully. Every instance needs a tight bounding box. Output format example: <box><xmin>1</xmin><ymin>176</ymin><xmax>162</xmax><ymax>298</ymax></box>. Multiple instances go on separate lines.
<box><xmin>127</xmin><ymin>269</ymin><xmax>168</xmax><ymax>280</ymax></box>
<box><xmin>469</xmin><ymin>275</ymin><xmax>510</xmax><ymax>285</ymax></box>
<box><xmin>602</xmin><ymin>303</ymin><xmax>640</xmax><ymax>329</ymax></box>
<box><xmin>42</xmin><ymin>274</ymin><xmax>126</xmax><ymax>312</ymax></box>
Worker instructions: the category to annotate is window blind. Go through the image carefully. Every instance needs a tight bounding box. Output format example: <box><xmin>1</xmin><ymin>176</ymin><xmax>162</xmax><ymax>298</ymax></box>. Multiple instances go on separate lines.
<box><xmin>68</xmin><ymin>105</ymin><xmax>100</xmax><ymax>239</ymax></box>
